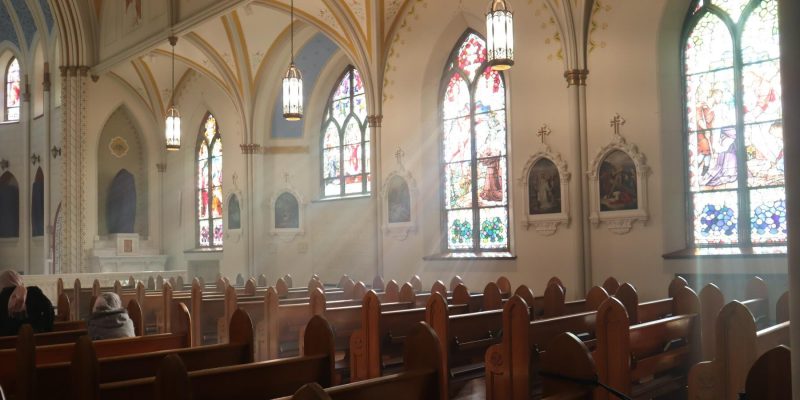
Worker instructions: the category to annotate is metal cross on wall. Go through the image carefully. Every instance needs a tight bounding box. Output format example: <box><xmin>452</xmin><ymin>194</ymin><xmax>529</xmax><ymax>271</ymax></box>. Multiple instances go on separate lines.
<box><xmin>537</xmin><ymin>125</ymin><xmax>551</xmax><ymax>144</ymax></box>
<box><xmin>610</xmin><ymin>113</ymin><xmax>626</xmax><ymax>136</ymax></box>
<box><xmin>394</xmin><ymin>147</ymin><xmax>405</xmax><ymax>166</ymax></box>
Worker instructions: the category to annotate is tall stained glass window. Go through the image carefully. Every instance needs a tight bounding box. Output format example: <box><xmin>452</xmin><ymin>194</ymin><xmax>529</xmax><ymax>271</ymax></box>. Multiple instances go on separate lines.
<box><xmin>441</xmin><ymin>31</ymin><xmax>510</xmax><ymax>252</ymax></box>
<box><xmin>683</xmin><ymin>0</ymin><xmax>785</xmax><ymax>246</ymax></box>
<box><xmin>197</xmin><ymin>113</ymin><xmax>223</xmax><ymax>247</ymax></box>
<box><xmin>321</xmin><ymin>66</ymin><xmax>370</xmax><ymax>197</ymax></box>
<box><xmin>5</xmin><ymin>58</ymin><xmax>20</xmax><ymax>121</ymax></box>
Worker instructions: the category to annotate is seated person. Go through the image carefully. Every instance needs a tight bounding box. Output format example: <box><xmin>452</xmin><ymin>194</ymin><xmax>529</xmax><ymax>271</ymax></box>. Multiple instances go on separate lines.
<box><xmin>88</xmin><ymin>292</ymin><xmax>135</xmax><ymax>340</ymax></box>
<box><xmin>0</xmin><ymin>270</ymin><xmax>54</xmax><ymax>336</ymax></box>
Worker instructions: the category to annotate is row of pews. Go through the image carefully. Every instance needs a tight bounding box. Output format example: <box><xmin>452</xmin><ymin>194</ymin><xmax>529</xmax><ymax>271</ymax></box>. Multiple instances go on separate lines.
<box><xmin>4</xmin><ymin>272</ymin><xmax>792</xmax><ymax>399</ymax></box>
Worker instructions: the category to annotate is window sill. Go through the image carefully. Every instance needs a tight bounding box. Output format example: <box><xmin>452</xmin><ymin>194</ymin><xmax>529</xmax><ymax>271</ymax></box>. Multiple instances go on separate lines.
<box><xmin>0</xmin><ymin>120</ymin><xmax>20</xmax><ymax>125</ymax></box>
<box><xmin>184</xmin><ymin>247</ymin><xmax>223</xmax><ymax>254</ymax></box>
<box><xmin>424</xmin><ymin>252</ymin><xmax>516</xmax><ymax>261</ymax></box>
<box><xmin>663</xmin><ymin>246</ymin><xmax>787</xmax><ymax>259</ymax></box>
<box><xmin>313</xmin><ymin>194</ymin><xmax>372</xmax><ymax>203</ymax></box>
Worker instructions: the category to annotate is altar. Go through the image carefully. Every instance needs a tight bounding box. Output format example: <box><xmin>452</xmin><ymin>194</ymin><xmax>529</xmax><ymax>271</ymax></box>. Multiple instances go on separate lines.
<box><xmin>88</xmin><ymin>233</ymin><xmax>168</xmax><ymax>273</ymax></box>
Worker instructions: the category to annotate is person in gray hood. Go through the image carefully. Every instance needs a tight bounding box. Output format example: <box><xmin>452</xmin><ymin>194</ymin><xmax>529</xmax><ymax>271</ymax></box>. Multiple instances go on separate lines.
<box><xmin>88</xmin><ymin>292</ymin><xmax>135</xmax><ymax>340</ymax></box>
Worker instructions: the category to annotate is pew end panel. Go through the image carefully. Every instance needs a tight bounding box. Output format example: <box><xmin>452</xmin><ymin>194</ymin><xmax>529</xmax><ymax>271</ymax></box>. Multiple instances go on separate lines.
<box><xmin>540</xmin><ymin>332</ymin><xmax>597</xmax><ymax>400</ymax></box>
<box><xmin>744</xmin><ymin>345</ymin><xmax>791</xmax><ymax>400</ymax></box>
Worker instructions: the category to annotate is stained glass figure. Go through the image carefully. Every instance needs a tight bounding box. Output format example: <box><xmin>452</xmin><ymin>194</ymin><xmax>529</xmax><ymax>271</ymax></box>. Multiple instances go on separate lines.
<box><xmin>442</xmin><ymin>31</ymin><xmax>509</xmax><ymax>252</ymax></box>
<box><xmin>320</xmin><ymin>66</ymin><xmax>370</xmax><ymax>197</ymax></box>
<box><xmin>683</xmin><ymin>0</ymin><xmax>785</xmax><ymax>247</ymax></box>
<box><xmin>5</xmin><ymin>58</ymin><xmax>20</xmax><ymax>121</ymax></box>
<box><xmin>197</xmin><ymin>113</ymin><xmax>223</xmax><ymax>247</ymax></box>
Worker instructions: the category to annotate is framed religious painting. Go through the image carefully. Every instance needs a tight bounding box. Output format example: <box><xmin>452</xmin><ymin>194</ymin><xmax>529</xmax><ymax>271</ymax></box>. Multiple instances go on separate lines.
<box><xmin>381</xmin><ymin>169</ymin><xmax>418</xmax><ymax>240</ymax></box>
<box><xmin>520</xmin><ymin>147</ymin><xmax>570</xmax><ymax>236</ymax></box>
<box><xmin>271</xmin><ymin>189</ymin><xmax>304</xmax><ymax>239</ymax></box>
<box><xmin>224</xmin><ymin>191</ymin><xmax>243</xmax><ymax>243</ymax></box>
<box><xmin>588</xmin><ymin>132</ymin><xmax>650</xmax><ymax>234</ymax></box>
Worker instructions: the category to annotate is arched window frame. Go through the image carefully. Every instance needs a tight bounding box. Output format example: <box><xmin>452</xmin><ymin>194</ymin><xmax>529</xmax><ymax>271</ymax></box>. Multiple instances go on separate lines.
<box><xmin>680</xmin><ymin>0</ymin><xmax>785</xmax><ymax>249</ymax></box>
<box><xmin>319</xmin><ymin>65</ymin><xmax>371</xmax><ymax>198</ymax></box>
<box><xmin>439</xmin><ymin>30</ymin><xmax>511</xmax><ymax>254</ymax></box>
<box><xmin>4</xmin><ymin>57</ymin><xmax>21</xmax><ymax>122</ymax></box>
<box><xmin>196</xmin><ymin>113</ymin><xmax>223</xmax><ymax>248</ymax></box>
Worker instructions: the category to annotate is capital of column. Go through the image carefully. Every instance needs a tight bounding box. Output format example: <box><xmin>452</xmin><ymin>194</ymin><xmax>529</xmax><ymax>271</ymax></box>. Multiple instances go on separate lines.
<box><xmin>59</xmin><ymin>66</ymin><xmax>92</xmax><ymax>77</ymax></box>
<box><xmin>367</xmin><ymin>115</ymin><xmax>383</xmax><ymax>127</ymax></box>
<box><xmin>240</xmin><ymin>143</ymin><xmax>262</xmax><ymax>154</ymax></box>
<box><xmin>564</xmin><ymin>69</ymin><xmax>589</xmax><ymax>87</ymax></box>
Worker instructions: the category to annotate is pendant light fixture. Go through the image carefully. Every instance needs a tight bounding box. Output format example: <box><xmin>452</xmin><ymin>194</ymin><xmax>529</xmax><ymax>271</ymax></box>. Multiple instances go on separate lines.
<box><xmin>282</xmin><ymin>0</ymin><xmax>303</xmax><ymax>121</ymax></box>
<box><xmin>486</xmin><ymin>0</ymin><xmax>514</xmax><ymax>71</ymax></box>
<box><xmin>165</xmin><ymin>35</ymin><xmax>182</xmax><ymax>151</ymax></box>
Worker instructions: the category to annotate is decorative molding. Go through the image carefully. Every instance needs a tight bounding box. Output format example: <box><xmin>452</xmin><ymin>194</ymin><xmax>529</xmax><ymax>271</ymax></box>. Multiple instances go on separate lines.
<box><xmin>108</xmin><ymin>136</ymin><xmax>129</xmax><ymax>158</ymax></box>
<box><xmin>30</xmin><ymin>153</ymin><xmax>41</xmax><ymax>166</ymax></box>
<box><xmin>519</xmin><ymin>145</ymin><xmax>571</xmax><ymax>236</ymax></box>
<box><xmin>367</xmin><ymin>115</ymin><xmax>383</xmax><ymax>127</ymax></box>
<box><xmin>564</xmin><ymin>69</ymin><xmax>589</xmax><ymax>87</ymax></box>
<box><xmin>239</xmin><ymin>143</ymin><xmax>261</xmax><ymax>154</ymax></box>
<box><xmin>259</xmin><ymin>146</ymin><xmax>309</xmax><ymax>154</ymax></box>
<box><xmin>587</xmin><ymin>114</ymin><xmax>650</xmax><ymax>234</ymax></box>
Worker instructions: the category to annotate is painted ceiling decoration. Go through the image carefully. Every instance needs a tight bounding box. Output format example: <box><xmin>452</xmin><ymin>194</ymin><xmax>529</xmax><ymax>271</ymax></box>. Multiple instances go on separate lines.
<box><xmin>0</xmin><ymin>4</ymin><xmax>19</xmax><ymax>49</ymax></box>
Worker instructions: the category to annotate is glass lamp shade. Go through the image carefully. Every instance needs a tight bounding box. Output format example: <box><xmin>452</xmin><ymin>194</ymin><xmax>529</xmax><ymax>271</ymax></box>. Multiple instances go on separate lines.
<box><xmin>486</xmin><ymin>0</ymin><xmax>514</xmax><ymax>71</ymax></box>
<box><xmin>165</xmin><ymin>105</ymin><xmax>181</xmax><ymax>151</ymax></box>
<box><xmin>283</xmin><ymin>63</ymin><xmax>304</xmax><ymax>121</ymax></box>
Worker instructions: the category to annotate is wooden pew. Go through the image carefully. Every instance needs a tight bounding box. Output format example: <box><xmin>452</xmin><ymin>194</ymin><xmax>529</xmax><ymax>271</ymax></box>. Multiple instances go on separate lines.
<box><xmin>21</xmin><ymin>309</ymin><xmax>253</xmax><ymax>400</ymax></box>
<box><xmin>698</xmin><ymin>276</ymin><xmax>771</xmax><ymax>361</ymax></box>
<box><xmin>539</xmin><ymin>332</ymin><xmax>600</xmax><ymax>400</ymax></box>
<box><xmin>776</xmin><ymin>291</ymin><xmax>789</xmax><ymax>324</ymax></box>
<box><xmin>594</xmin><ymin>287</ymin><xmax>700</xmax><ymax>400</ymax></box>
<box><xmin>425</xmin><ymin>291</ymin><xmax>504</xmax><ymax>396</ymax></box>
<box><xmin>742</xmin><ymin>345</ymin><xmax>791</xmax><ymax>400</ymax></box>
<box><xmin>349</xmin><ymin>287</ymin><xmax>469</xmax><ymax>381</ymax></box>
<box><xmin>613</xmin><ymin>277</ymin><xmax>690</xmax><ymax>325</ymax></box>
<box><xmin>688</xmin><ymin>300</ymin><xmax>791</xmax><ymax>400</ymax></box>
<box><xmin>281</xmin><ymin>321</ymin><xmax>446</xmax><ymax>400</ymax></box>
<box><xmin>5</xmin><ymin>303</ymin><xmax>191</xmax><ymax>397</ymax></box>
<box><xmin>0</xmin><ymin>297</ymin><xmax>143</xmax><ymax>351</ymax></box>
<box><xmin>483</xmin><ymin>287</ymin><xmax>609</xmax><ymax>400</ymax></box>
<box><xmin>120</xmin><ymin>315</ymin><xmax>336</xmax><ymax>400</ymax></box>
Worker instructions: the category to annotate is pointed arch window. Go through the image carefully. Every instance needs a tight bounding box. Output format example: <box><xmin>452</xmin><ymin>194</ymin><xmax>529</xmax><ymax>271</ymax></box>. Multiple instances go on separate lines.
<box><xmin>441</xmin><ymin>31</ymin><xmax>510</xmax><ymax>253</ymax></box>
<box><xmin>197</xmin><ymin>113</ymin><xmax>223</xmax><ymax>247</ymax></box>
<box><xmin>5</xmin><ymin>57</ymin><xmax>20</xmax><ymax>121</ymax></box>
<box><xmin>682</xmin><ymin>0</ymin><xmax>785</xmax><ymax>248</ymax></box>
<box><xmin>0</xmin><ymin>172</ymin><xmax>19</xmax><ymax>238</ymax></box>
<box><xmin>320</xmin><ymin>66</ymin><xmax>370</xmax><ymax>198</ymax></box>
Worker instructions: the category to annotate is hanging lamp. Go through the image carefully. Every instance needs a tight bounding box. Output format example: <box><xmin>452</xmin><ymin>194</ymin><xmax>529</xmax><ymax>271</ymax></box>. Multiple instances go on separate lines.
<box><xmin>486</xmin><ymin>0</ymin><xmax>514</xmax><ymax>71</ymax></box>
<box><xmin>282</xmin><ymin>0</ymin><xmax>303</xmax><ymax>121</ymax></box>
<box><xmin>165</xmin><ymin>35</ymin><xmax>181</xmax><ymax>151</ymax></box>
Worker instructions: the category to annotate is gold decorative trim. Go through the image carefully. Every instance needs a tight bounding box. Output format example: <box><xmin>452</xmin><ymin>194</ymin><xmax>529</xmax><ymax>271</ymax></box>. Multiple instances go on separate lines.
<box><xmin>367</xmin><ymin>115</ymin><xmax>383</xmax><ymax>127</ymax></box>
<box><xmin>563</xmin><ymin>69</ymin><xmax>589</xmax><ymax>87</ymax></box>
<box><xmin>240</xmin><ymin>143</ymin><xmax>262</xmax><ymax>154</ymax></box>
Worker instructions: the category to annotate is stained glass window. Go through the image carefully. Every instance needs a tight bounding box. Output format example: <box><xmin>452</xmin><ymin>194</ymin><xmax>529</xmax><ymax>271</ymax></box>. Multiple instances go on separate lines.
<box><xmin>197</xmin><ymin>113</ymin><xmax>223</xmax><ymax>247</ymax></box>
<box><xmin>683</xmin><ymin>0</ymin><xmax>785</xmax><ymax>247</ymax></box>
<box><xmin>321</xmin><ymin>66</ymin><xmax>370</xmax><ymax>197</ymax></box>
<box><xmin>5</xmin><ymin>58</ymin><xmax>20</xmax><ymax>121</ymax></box>
<box><xmin>442</xmin><ymin>31</ymin><xmax>509</xmax><ymax>252</ymax></box>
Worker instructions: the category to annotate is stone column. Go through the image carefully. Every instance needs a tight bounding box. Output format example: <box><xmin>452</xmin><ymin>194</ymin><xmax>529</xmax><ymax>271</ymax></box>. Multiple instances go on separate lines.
<box><xmin>777</xmin><ymin>1</ymin><xmax>800</xmax><ymax>397</ymax></box>
<box><xmin>368</xmin><ymin>115</ymin><xmax>383</xmax><ymax>278</ymax></box>
<box><xmin>58</xmin><ymin>66</ymin><xmax>90</xmax><ymax>273</ymax></box>
<box><xmin>42</xmin><ymin>64</ymin><xmax>51</xmax><ymax>274</ymax></box>
<box><xmin>565</xmin><ymin>69</ymin><xmax>592</xmax><ymax>292</ymax></box>
<box><xmin>22</xmin><ymin>74</ymin><xmax>31</xmax><ymax>274</ymax></box>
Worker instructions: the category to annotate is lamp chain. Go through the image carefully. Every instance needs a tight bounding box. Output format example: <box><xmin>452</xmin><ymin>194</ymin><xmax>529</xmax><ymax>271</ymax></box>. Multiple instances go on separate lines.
<box><xmin>290</xmin><ymin>0</ymin><xmax>294</xmax><ymax>64</ymax></box>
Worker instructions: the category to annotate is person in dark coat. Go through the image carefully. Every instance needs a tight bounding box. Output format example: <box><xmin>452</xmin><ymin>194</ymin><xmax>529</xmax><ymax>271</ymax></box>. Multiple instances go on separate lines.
<box><xmin>0</xmin><ymin>270</ymin><xmax>54</xmax><ymax>336</ymax></box>
<box><xmin>88</xmin><ymin>292</ymin><xmax>135</xmax><ymax>340</ymax></box>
